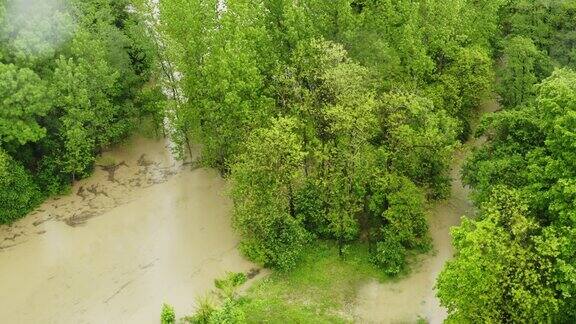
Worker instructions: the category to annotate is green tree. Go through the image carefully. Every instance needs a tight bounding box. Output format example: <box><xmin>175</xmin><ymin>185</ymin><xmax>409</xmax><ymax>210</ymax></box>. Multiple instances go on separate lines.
<box><xmin>369</xmin><ymin>173</ymin><xmax>430</xmax><ymax>275</ymax></box>
<box><xmin>161</xmin><ymin>0</ymin><xmax>278</xmax><ymax>171</ymax></box>
<box><xmin>0</xmin><ymin>149</ymin><xmax>42</xmax><ymax>224</ymax></box>
<box><xmin>377</xmin><ymin>93</ymin><xmax>458</xmax><ymax>198</ymax></box>
<box><xmin>197</xmin><ymin>1</ymin><xmax>276</xmax><ymax>171</ymax></box>
<box><xmin>352</xmin><ymin>0</ymin><xmax>433</xmax><ymax>91</ymax></box>
<box><xmin>498</xmin><ymin>36</ymin><xmax>552</xmax><ymax>107</ymax></box>
<box><xmin>437</xmin><ymin>187</ymin><xmax>572</xmax><ymax>323</ymax></box>
<box><xmin>49</xmin><ymin>29</ymin><xmax>124</xmax><ymax>182</ymax></box>
<box><xmin>0</xmin><ymin>63</ymin><xmax>49</xmax><ymax>145</ymax></box>
<box><xmin>464</xmin><ymin>69</ymin><xmax>576</xmax><ymax>212</ymax></box>
<box><xmin>321</xmin><ymin>59</ymin><xmax>378</xmax><ymax>256</ymax></box>
<box><xmin>61</xmin><ymin>121</ymin><xmax>94</xmax><ymax>183</ymax></box>
<box><xmin>501</xmin><ymin>0</ymin><xmax>576</xmax><ymax>69</ymax></box>
<box><xmin>426</xmin><ymin>45</ymin><xmax>494</xmax><ymax>139</ymax></box>
<box><xmin>231</xmin><ymin>117</ymin><xmax>309</xmax><ymax>270</ymax></box>
<box><xmin>454</xmin><ymin>67</ymin><xmax>576</xmax><ymax>323</ymax></box>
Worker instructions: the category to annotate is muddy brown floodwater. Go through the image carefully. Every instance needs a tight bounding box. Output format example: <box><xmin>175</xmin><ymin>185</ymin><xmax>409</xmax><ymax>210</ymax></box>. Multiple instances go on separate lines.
<box><xmin>354</xmin><ymin>99</ymin><xmax>500</xmax><ymax>324</ymax></box>
<box><xmin>0</xmin><ymin>136</ymin><xmax>261</xmax><ymax>323</ymax></box>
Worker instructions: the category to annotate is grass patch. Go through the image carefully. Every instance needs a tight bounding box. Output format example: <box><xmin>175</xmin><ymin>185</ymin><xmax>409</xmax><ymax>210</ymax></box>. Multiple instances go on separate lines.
<box><xmin>238</xmin><ymin>241</ymin><xmax>388</xmax><ymax>323</ymax></box>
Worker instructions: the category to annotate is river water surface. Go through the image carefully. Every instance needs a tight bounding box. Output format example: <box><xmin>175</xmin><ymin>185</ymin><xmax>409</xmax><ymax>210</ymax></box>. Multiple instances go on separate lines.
<box><xmin>0</xmin><ymin>136</ymin><xmax>258</xmax><ymax>323</ymax></box>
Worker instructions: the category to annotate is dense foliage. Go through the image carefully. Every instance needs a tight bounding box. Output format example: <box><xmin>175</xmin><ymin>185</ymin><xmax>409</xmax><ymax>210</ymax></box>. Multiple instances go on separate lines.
<box><xmin>3</xmin><ymin>0</ymin><xmax>574</xmax><ymax>321</ymax></box>
<box><xmin>437</xmin><ymin>1</ymin><xmax>576</xmax><ymax>322</ymax></box>
<box><xmin>0</xmin><ymin>148</ymin><xmax>41</xmax><ymax>222</ymax></box>
<box><xmin>0</xmin><ymin>0</ymin><xmax>161</xmax><ymax>223</ymax></box>
<box><xmin>160</xmin><ymin>0</ymin><xmax>500</xmax><ymax>272</ymax></box>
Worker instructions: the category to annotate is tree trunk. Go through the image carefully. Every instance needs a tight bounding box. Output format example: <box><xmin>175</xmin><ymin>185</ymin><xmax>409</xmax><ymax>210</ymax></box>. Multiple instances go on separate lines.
<box><xmin>185</xmin><ymin>134</ymin><xmax>193</xmax><ymax>161</ymax></box>
<box><xmin>364</xmin><ymin>192</ymin><xmax>373</xmax><ymax>253</ymax></box>
<box><xmin>153</xmin><ymin>117</ymin><xmax>159</xmax><ymax>138</ymax></box>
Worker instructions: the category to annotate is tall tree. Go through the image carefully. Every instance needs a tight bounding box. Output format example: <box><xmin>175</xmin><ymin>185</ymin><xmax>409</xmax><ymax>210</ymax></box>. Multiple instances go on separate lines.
<box><xmin>377</xmin><ymin>93</ymin><xmax>458</xmax><ymax>198</ymax></box>
<box><xmin>0</xmin><ymin>149</ymin><xmax>41</xmax><ymax>224</ymax></box>
<box><xmin>448</xmin><ymin>68</ymin><xmax>576</xmax><ymax>322</ymax></box>
<box><xmin>369</xmin><ymin>173</ymin><xmax>430</xmax><ymax>275</ymax></box>
<box><xmin>0</xmin><ymin>63</ymin><xmax>49</xmax><ymax>146</ymax></box>
<box><xmin>231</xmin><ymin>117</ymin><xmax>309</xmax><ymax>270</ymax></box>
<box><xmin>498</xmin><ymin>36</ymin><xmax>551</xmax><ymax>107</ymax></box>
<box><xmin>321</xmin><ymin>60</ymin><xmax>377</xmax><ymax>256</ymax></box>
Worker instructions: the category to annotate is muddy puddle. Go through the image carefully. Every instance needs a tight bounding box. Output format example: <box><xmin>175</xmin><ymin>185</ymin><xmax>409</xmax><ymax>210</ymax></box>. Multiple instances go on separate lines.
<box><xmin>0</xmin><ymin>136</ymin><xmax>260</xmax><ymax>323</ymax></box>
<box><xmin>354</xmin><ymin>99</ymin><xmax>500</xmax><ymax>324</ymax></box>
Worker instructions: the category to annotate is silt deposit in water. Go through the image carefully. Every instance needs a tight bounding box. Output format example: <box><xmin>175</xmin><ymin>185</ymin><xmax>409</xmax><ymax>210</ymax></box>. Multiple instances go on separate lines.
<box><xmin>0</xmin><ymin>136</ymin><xmax>257</xmax><ymax>323</ymax></box>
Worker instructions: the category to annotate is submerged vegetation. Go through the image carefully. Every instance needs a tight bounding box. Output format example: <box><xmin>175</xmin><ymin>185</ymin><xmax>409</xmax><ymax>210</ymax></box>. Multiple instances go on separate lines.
<box><xmin>1</xmin><ymin>0</ymin><xmax>575</xmax><ymax>322</ymax></box>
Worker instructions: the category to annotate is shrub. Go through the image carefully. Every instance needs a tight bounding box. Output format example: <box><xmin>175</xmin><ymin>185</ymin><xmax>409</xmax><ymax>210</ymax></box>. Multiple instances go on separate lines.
<box><xmin>371</xmin><ymin>231</ymin><xmax>407</xmax><ymax>276</ymax></box>
<box><xmin>214</xmin><ymin>272</ymin><xmax>248</xmax><ymax>299</ymax></box>
<box><xmin>206</xmin><ymin>300</ymin><xmax>246</xmax><ymax>324</ymax></box>
<box><xmin>160</xmin><ymin>303</ymin><xmax>176</xmax><ymax>324</ymax></box>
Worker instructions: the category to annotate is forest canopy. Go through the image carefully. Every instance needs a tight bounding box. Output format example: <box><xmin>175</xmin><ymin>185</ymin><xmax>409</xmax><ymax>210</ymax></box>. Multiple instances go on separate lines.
<box><xmin>159</xmin><ymin>0</ymin><xmax>499</xmax><ymax>273</ymax></box>
<box><xmin>0</xmin><ymin>0</ymin><xmax>162</xmax><ymax>223</ymax></box>
<box><xmin>437</xmin><ymin>1</ymin><xmax>576</xmax><ymax>322</ymax></box>
<box><xmin>1</xmin><ymin>0</ymin><xmax>574</xmax><ymax>322</ymax></box>
<box><xmin>159</xmin><ymin>0</ymin><xmax>575</xmax><ymax>321</ymax></box>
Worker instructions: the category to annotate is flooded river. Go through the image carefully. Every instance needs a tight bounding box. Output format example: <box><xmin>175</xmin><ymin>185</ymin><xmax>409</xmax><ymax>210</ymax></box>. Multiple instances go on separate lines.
<box><xmin>1</xmin><ymin>100</ymin><xmax>498</xmax><ymax>323</ymax></box>
<box><xmin>0</xmin><ymin>136</ymin><xmax>258</xmax><ymax>323</ymax></box>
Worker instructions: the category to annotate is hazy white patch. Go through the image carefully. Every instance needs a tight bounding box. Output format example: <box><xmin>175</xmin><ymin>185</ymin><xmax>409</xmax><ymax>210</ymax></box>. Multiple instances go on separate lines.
<box><xmin>3</xmin><ymin>0</ymin><xmax>75</xmax><ymax>58</ymax></box>
<box><xmin>217</xmin><ymin>0</ymin><xmax>227</xmax><ymax>16</ymax></box>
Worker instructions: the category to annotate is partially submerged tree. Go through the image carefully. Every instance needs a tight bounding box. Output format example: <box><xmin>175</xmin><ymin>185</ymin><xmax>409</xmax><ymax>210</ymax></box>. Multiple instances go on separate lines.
<box><xmin>231</xmin><ymin>117</ymin><xmax>309</xmax><ymax>270</ymax></box>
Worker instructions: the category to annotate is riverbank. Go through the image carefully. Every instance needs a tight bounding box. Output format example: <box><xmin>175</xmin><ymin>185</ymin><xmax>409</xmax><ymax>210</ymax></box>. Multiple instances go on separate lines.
<box><xmin>237</xmin><ymin>241</ymin><xmax>387</xmax><ymax>323</ymax></box>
